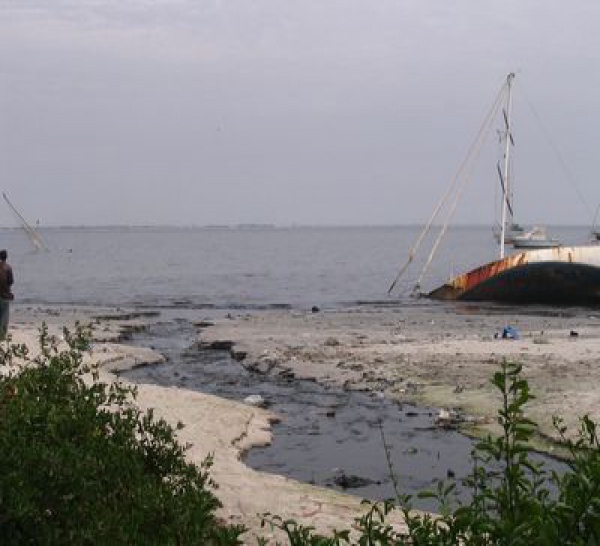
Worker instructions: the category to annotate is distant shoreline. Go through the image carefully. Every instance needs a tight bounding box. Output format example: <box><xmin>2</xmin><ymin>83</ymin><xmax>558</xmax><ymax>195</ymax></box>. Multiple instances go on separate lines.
<box><xmin>0</xmin><ymin>223</ymin><xmax>595</xmax><ymax>230</ymax></box>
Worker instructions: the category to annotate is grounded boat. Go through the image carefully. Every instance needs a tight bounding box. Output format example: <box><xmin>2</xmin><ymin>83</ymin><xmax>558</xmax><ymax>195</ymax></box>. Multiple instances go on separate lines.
<box><xmin>429</xmin><ymin>246</ymin><xmax>600</xmax><ymax>304</ymax></box>
<box><xmin>512</xmin><ymin>225</ymin><xmax>560</xmax><ymax>249</ymax></box>
<box><xmin>388</xmin><ymin>73</ymin><xmax>600</xmax><ymax>305</ymax></box>
<box><xmin>427</xmin><ymin>75</ymin><xmax>599</xmax><ymax>304</ymax></box>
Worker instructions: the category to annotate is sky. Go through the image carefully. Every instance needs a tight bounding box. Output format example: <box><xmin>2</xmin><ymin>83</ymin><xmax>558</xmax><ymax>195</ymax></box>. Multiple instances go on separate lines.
<box><xmin>1</xmin><ymin>1</ymin><xmax>599</xmax><ymax>227</ymax></box>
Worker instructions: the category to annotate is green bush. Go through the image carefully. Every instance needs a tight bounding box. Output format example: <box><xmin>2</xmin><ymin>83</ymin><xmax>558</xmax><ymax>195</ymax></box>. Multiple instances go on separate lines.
<box><xmin>0</xmin><ymin>324</ymin><xmax>243</xmax><ymax>545</ymax></box>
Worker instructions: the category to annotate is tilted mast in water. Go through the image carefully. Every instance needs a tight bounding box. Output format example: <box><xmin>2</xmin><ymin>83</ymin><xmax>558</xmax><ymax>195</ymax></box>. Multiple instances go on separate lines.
<box><xmin>3</xmin><ymin>192</ymin><xmax>50</xmax><ymax>251</ymax></box>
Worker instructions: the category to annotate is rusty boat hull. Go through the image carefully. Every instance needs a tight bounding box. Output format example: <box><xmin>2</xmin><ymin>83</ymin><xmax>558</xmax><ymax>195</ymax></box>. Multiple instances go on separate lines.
<box><xmin>429</xmin><ymin>245</ymin><xmax>600</xmax><ymax>304</ymax></box>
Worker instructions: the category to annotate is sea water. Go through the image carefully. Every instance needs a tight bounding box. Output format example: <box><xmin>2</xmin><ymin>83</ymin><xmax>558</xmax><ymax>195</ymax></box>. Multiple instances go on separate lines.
<box><xmin>8</xmin><ymin>224</ymin><xmax>592</xmax><ymax>310</ymax></box>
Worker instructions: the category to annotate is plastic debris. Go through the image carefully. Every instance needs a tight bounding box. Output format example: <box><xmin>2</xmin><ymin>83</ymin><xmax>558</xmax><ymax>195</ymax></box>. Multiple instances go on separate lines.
<box><xmin>436</xmin><ymin>408</ymin><xmax>462</xmax><ymax>429</ymax></box>
<box><xmin>502</xmin><ymin>325</ymin><xmax>520</xmax><ymax>340</ymax></box>
<box><xmin>243</xmin><ymin>394</ymin><xmax>268</xmax><ymax>408</ymax></box>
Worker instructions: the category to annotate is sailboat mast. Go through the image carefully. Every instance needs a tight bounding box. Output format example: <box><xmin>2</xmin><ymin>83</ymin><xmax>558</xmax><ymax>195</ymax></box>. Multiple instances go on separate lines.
<box><xmin>499</xmin><ymin>73</ymin><xmax>515</xmax><ymax>259</ymax></box>
<box><xmin>2</xmin><ymin>192</ymin><xmax>49</xmax><ymax>251</ymax></box>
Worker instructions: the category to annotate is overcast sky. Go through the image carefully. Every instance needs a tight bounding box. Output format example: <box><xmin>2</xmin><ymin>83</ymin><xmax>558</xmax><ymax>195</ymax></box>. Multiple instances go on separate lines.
<box><xmin>1</xmin><ymin>1</ymin><xmax>599</xmax><ymax>227</ymax></box>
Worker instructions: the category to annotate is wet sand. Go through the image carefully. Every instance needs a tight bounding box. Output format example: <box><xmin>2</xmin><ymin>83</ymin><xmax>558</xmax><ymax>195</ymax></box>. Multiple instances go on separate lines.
<box><xmin>7</xmin><ymin>302</ymin><xmax>600</xmax><ymax>543</ymax></box>
<box><xmin>199</xmin><ymin>303</ymin><xmax>600</xmax><ymax>448</ymax></box>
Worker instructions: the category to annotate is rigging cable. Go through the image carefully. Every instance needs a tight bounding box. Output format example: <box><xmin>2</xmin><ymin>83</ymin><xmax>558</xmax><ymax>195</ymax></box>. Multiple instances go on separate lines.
<box><xmin>387</xmin><ymin>78</ymin><xmax>508</xmax><ymax>295</ymax></box>
<box><xmin>414</xmin><ymin>92</ymin><xmax>504</xmax><ymax>291</ymax></box>
<box><xmin>521</xmin><ymin>90</ymin><xmax>594</xmax><ymax>220</ymax></box>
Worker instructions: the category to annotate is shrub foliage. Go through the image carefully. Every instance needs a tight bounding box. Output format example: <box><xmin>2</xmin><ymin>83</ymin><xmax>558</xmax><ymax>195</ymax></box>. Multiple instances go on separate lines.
<box><xmin>0</xmin><ymin>325</ymin><xmax>243</xmax><ymax>545</ymax></box>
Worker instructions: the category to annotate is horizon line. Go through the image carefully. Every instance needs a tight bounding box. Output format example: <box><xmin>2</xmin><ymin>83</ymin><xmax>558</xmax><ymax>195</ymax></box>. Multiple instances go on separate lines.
<box><xmin>0</xmin><ymin>222</ymin><xmax>596</xmax><ymax>230</ymax></box>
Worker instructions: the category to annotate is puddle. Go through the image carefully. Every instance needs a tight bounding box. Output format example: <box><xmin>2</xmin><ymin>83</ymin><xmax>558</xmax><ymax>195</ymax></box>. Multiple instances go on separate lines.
<box><xmin>122</xmin><ymin>317</ymin><xmax>566</xmax><ymax>510</ymax></box>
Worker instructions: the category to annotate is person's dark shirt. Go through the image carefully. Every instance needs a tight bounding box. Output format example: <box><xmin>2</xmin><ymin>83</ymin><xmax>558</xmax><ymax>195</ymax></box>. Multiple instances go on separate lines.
<box><xmin>0</xmin><ymin>262</ymin><xmax>13</xmax><ymax>299</ymax></box>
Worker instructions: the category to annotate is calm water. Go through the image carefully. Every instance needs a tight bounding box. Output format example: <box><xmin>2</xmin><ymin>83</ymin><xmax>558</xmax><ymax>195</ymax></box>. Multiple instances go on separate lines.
<box><xmin>7</xmin><ymin>224</ymin><xmax>594</xmax><ymax>309</ymax></box>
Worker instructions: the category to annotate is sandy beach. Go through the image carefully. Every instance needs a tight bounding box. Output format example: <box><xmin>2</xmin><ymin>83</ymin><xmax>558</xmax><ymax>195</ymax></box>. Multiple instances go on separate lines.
<box><xmin>7</xmin><ymin>302</ymin><xmax>600</xmax><ymax>543</ymax></box>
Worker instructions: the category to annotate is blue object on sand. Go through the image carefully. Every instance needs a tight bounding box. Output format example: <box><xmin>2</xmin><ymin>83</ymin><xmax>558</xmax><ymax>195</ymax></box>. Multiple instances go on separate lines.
<box><xmin>502</xmin><ymin>325</ymin><xmax>519</xmax><ymax>340</ymax></box>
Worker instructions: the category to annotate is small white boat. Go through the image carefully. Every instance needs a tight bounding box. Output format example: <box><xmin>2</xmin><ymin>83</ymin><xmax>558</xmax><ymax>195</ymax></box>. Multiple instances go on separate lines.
<box><xmin>494</xmin><ymin>221</ymin><xmax>525</xmax><ymax>245</ymax></box>
<box><xmin>512</xmin><ymin>226</ymin><xmax>560</xmax><ymax>249</ymax></box>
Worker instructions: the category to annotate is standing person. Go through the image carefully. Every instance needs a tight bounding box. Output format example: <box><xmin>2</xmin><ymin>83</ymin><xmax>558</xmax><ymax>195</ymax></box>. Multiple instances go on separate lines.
<box><xmin>0</xmin><ymin>250</ymin><xmax>14</xmax><ymax>339</ymax></box>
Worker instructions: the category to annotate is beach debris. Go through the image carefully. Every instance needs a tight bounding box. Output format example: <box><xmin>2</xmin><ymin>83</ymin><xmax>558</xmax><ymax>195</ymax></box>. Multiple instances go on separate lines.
<box><xmin>570</xmin><ymin>330</ymin><xmax>579</xmax><ymax>337</ymax></box>
<box><xmin>463</xmin><ymin>414</ymin><xmax>492</xmax><ymax>426</ymax></box>
<box><xmin>436</xmin><ymin>408</ymin><xmax>462</xmax><ymax>429</ymax></box>
<box><xmin>324</xmin><ymin>337</ymin><xmax>340</xmax><ymax>347</ymax></box>
<box><xmin>278</xmin><ymin>369</ymin><xmax>295</xmax><ymax>380</ymax></box>
<box><xmin>400</xmin><ymin>382</ymin><xmax>423</xmax><ymax>395</ymax></box>
<box><xmin>494</xmin><ymin>325</ymin><xmax>520</xmax><ymax>339</ymax></box>
<box><xmin>246</xmin><ymin>352</ymin><xmax>278</xmax><ymax>374</ymax></box>
<box><xmin>332</xmin><ymin>471</ymin><xmax>378</xmax><ymax>489</ymax></box>
<box><xmin>231</xmin><ymin>349</ymin><xmax>247</xmax><ymax>361</ymax></box>
<box><xmin>193</xmin><ymin>320</ymin><xmax>214</xmax><ymax>329</ymax></box>
<box><xmin>243</xmin><ymin>394</ymin><xmax>269</xmax><ymax>408</ymax></box>
<box><xmin>196</xmin><ymin>340</ymin><xmax>234</xmax><ymax>351</ymax></box>
<box><xmin>336</xmin><ymin>361</ymin><xmax>364</xmax><ymax>371</ymax></box>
